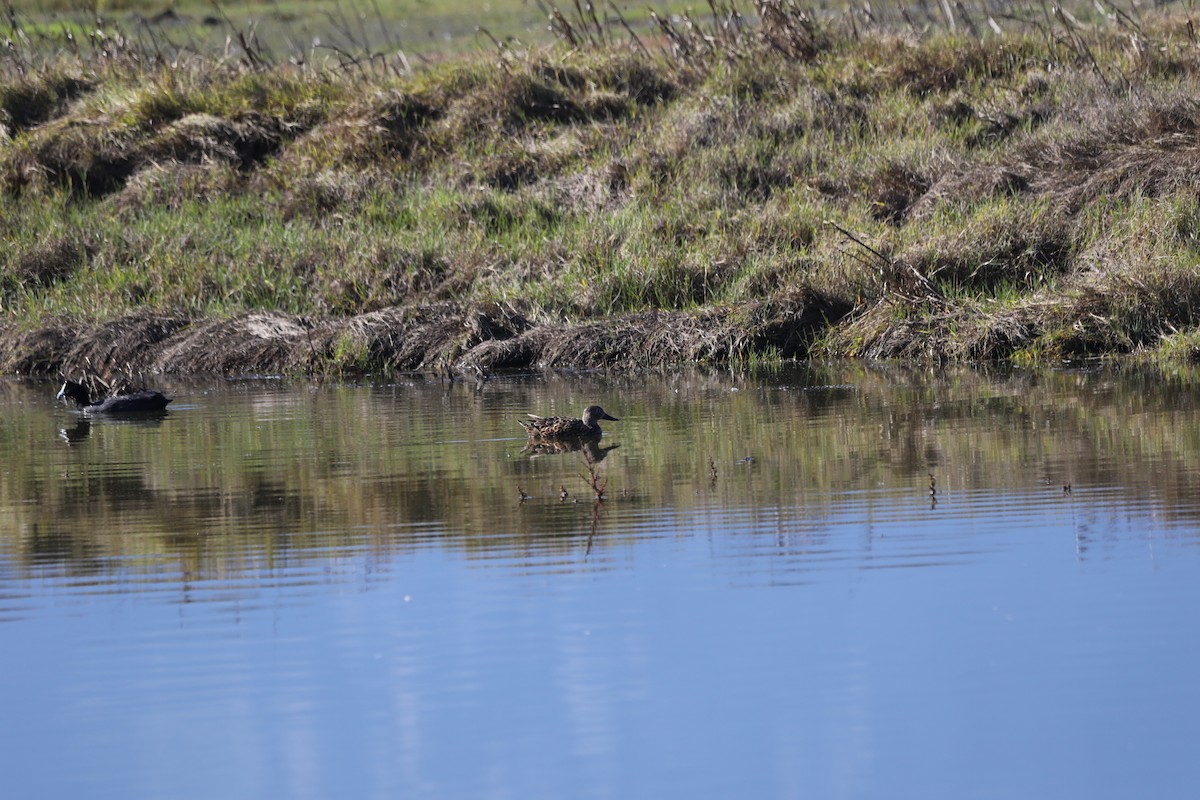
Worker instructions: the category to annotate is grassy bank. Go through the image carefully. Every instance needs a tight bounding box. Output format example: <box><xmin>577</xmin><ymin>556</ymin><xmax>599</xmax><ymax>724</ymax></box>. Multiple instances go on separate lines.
<box><xmin>5</xmin><ymin>1</ymin><xmax>1200</xmax><ymax>375</ymax></box>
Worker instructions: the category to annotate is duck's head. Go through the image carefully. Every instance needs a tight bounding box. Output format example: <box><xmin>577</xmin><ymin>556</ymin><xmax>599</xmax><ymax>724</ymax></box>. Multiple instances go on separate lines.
<box><xmin>57</xmin><ymin>380</ymin><xmax>93</xmax><ymax>407</ymax></box>
<box><xmin>582</xmin><ymin>405</ymin><xmax>619</xmax><ymax>426</ymax></box>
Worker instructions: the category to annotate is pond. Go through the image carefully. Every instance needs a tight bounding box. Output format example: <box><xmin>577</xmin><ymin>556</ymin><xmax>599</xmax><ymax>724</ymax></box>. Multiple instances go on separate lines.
<box><xmin>2</xmin><ymin>364</ymin><xmax>1199</xmax><ymax>799</ymax></box>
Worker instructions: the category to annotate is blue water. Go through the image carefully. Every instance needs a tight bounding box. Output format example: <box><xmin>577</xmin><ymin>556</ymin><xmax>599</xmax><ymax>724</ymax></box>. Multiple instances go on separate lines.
<box><xmin>1</xmin><ymin>367</ymin><xmax>1198</xmax><ymax>799</ymax></box>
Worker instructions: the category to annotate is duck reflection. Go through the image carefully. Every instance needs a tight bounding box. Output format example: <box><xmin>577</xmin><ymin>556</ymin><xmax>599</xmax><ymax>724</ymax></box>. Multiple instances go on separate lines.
<box><xmin>59</xmin><ymin>417</ymin><xmax>92</xmax><ymax>445</ymax></box>
<box><xmin>58</xmin><ymin>411</ymin><xmax>170</xmax><ymax>445</ymax></box>
<box><xmin>521</xmin><ymin>438</ymin><xmax>620</xmax><ymax>462</ymax></box>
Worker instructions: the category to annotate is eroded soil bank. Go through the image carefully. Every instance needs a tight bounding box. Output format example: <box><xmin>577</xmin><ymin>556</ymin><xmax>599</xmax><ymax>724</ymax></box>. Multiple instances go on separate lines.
<box><xmin>0</xmin><ymin>292</ymin><xmax>843</xmax><ymax>378</ymax></box>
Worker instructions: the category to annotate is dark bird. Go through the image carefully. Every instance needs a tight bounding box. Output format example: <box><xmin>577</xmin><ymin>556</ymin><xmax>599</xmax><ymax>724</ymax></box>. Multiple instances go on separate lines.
<box><xmin>57</xmin><ymin>380</ymin><xmax>171</xmax><ymax>414</ymax></box>
<box><xmin>519</xmin><ymin>405</ymin><xmax>618</xmax><ymax>439</ymax></box>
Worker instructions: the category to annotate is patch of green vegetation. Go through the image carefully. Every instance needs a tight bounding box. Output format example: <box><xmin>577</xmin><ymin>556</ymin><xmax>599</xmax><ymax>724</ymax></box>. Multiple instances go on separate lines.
<box><xmin>8</xmin><ymin>2</ymin><xmax>1200</xmax><ymax>370</ymax></box>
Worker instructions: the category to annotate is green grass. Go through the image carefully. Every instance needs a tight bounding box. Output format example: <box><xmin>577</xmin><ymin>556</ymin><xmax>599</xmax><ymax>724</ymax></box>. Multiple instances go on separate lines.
<box><xmin>8</xmin><ymin>2</ymin><xmax>1200</xmax><ymax>370</ymax></box>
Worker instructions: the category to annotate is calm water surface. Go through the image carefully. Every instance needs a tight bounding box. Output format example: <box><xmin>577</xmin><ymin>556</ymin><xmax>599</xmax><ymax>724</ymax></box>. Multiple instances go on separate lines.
<box><xmin>2</xmin><ymin>365</ymin><xmax>1199</xmax><ymax>799</ymax></box>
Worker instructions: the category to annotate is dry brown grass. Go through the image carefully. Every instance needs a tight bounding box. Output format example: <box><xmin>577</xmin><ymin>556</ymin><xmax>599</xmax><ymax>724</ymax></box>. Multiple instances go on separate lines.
<box><xmin>0</xmin><ymin>288</ymin><xmax>844</xmax><ymax>376</ymax></box>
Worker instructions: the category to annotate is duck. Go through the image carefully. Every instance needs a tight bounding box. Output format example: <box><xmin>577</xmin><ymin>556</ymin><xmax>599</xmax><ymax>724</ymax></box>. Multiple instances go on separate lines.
<box><xmin>519</xmin><ymin>405</ymin><xmax>618</xmax><ymax>439</ymax></box>
<box><xmin>57</xmin><ymin>379</ymin><xmax>171</xmax><ymax>414</ymax></box>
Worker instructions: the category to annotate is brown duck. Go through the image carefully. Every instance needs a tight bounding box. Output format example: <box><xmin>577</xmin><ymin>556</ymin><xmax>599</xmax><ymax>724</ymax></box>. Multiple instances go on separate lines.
<box><xmin>519</xmin><ymin>405</ymin><xmax>619</xmax><ymax>439</ymax></box>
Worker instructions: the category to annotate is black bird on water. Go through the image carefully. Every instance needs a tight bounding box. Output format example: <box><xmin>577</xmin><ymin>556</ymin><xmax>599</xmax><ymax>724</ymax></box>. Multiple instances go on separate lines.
<box><xmin>57</xmin><ymin>380</ymin><xmax>171</xmax><ymax>414</ymax></box>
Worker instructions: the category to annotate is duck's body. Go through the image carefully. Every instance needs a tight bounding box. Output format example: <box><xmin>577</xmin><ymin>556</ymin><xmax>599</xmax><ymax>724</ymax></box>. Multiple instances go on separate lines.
<box><xmin>57</xmin><ymin>380</ymin><xmax>171</xmax><ymax>414</ymax></box>
<box><xmin>519</xmin><ymin>405</ymin><xmax>618</xmax><ymax>439</ymax></box>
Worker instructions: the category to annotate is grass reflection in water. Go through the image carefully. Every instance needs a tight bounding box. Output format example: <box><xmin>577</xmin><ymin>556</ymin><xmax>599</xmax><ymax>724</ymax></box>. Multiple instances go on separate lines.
<box><xmin>1</xmin><ymin>363</ymin><xmax>1200</xmax><ymax>594</ymax></box>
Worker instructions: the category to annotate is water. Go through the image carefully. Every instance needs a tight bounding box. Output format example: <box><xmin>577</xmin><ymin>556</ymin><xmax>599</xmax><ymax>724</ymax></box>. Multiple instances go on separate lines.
<box><xmin>2</xmin><ymin>365</ymin><xmax>1199</xmax><ymax>799</ymax></box>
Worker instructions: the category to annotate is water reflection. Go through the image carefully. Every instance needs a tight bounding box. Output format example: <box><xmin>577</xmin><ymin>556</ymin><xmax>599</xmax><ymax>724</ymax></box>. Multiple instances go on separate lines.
<box><xmin>2</xmin><ymin>366</ymin><xmax>1200</xmax><ymax>799</ymax></box>
<box><xmin>59</xmin><ymin>416</ymin><xmax>91</xmax><ymax>445</ymax></box>
<box><xmin>58</xmin><ymin>411</ymin><xmax>170</xmax><ymax>446</ymax></box>
<box><xmin>2</xmin><ymin>364</ymin><xmax>1200</xmax><ymax>593</ymax></box>
<box><xmin>521</xmin><ymin>438</ymin><xmax>621</xmax><ymax>461</ymax></box>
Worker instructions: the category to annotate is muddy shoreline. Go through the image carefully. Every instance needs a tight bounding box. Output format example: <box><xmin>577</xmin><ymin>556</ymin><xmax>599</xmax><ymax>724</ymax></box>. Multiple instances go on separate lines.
<box><xmin>0</xmin><ymin>292</ymin><xmax>844</xmax><ymax>379</ymax></box>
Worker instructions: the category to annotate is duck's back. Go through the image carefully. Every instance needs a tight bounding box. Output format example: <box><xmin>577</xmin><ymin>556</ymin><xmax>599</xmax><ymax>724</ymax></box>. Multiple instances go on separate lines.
<box><xmin>520</xmin><ymin>415</ymin><xmax>594</xmax><ymax>438</ymax></box>
<box><xmin>90</xmin><ymin>391</ymin><xmax>171</xmax><ymax>413</ymax></box>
